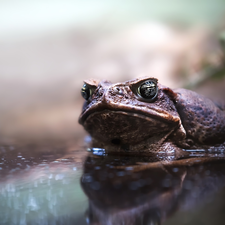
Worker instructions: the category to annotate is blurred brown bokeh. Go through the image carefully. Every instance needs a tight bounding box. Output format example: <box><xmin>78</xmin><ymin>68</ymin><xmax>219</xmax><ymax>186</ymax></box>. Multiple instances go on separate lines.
<box><xmin>0</xmin><ymin>1</ymin><xmax>225</xmax><ymax>148</ymax></box>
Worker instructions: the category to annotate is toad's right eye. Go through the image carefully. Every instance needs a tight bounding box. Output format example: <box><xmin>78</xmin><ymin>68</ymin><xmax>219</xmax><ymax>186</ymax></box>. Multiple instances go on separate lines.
<box><xmin>81</xmin><ymin>84</ymin><xmax>92</xmax><ymax>101</ymax></box>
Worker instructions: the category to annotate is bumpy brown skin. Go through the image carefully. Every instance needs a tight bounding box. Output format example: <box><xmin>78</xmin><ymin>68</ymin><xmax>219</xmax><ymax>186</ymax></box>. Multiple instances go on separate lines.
<box><xmin>79</xmin><ymin>76</ymin><xmax>225</xmax><ymax>156</ymax></box>
<box><xmin>174</xmin><ymin>89</ymin><xmax>225</xmax><ymax>145</ymax></box>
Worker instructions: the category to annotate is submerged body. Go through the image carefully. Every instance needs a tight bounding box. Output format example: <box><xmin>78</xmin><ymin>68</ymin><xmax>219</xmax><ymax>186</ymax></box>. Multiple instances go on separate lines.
<box><xmin>79</xmin><ymin>76</ymin><xmax>225</xmax><ymax>155</ymax></box>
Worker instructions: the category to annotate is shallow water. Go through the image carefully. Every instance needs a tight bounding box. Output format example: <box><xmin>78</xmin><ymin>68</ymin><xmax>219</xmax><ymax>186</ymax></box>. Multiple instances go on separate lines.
<box><xmin>1</xmin><ymin>144</ymin><xmax>225</xmax><ymax>225</ymax></box>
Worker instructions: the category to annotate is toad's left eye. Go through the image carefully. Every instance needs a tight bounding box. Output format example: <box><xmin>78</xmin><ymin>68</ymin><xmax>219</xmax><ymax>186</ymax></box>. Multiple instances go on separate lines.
<box><xmin>81</xmin><ymin>84</ymin><xmax>93</xmax><ymax>100</ymax></box>
<box><xmin>137</xmin><ymin>80</ymin><xmax>158</xmax><ymax>100</ymax></box>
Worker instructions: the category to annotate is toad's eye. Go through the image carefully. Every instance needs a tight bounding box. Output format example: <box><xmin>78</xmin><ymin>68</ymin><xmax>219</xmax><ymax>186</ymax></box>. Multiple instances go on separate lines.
<box><xmin>137</xmin><ymin>80</ymin><xmax>158</xmax><ymax>100</ymax></box>
<box><xmin>81</xmin><ymin>84</ymin><xmax>93</xmax><ymax>100</ymax></box>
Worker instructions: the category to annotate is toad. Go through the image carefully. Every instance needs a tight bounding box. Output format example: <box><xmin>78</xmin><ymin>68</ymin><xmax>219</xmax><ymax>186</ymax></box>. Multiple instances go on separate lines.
<box><xmin>79</xmin><ymin>76</ymin><xmax>225</xmax><ymax>156</ymax></box>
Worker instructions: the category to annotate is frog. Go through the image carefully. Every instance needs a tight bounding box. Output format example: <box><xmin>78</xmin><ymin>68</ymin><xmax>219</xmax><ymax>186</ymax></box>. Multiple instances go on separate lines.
<box><xmin>78</xmin><ymin>76</ymin><xmax>225</xmax><ymax>156</ymax></box>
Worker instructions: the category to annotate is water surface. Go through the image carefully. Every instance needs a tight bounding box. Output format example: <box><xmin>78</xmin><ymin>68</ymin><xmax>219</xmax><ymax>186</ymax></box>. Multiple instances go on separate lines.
<box><xmin>1</xmin><ymin>144</ymin><xmax>225</xmax><ymax>225</ymax></box>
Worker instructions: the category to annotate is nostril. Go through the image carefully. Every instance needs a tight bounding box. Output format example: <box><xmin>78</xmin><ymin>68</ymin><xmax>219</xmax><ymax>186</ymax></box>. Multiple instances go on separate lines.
<box><xmin>113</xmin><ymin>87</ymin><xmax>123</xmax><ymax>95</ymax></box>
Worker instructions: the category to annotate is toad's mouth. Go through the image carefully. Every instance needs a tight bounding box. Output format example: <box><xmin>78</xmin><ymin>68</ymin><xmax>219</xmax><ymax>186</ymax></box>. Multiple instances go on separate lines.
<box><xmin>81</xmin><ymin>109</ymin><xmax>179</xmax><ymax>145</ymax></box>
<box><xmin>79</xmin><ymin>102</ymin><xmax>180</xmax><ymax>126</ymax></box>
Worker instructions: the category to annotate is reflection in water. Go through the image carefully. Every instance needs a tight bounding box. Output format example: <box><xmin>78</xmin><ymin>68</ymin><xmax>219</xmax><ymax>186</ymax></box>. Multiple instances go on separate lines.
<box><xmin>0</xmin><ymin>144</ymin><xmax>225</xmax><ymax>224</ymax></box>
<box><xmin>81</xmin><ymin>153</ymin><xmax>225</xmax><ymax>225</ymax></box>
